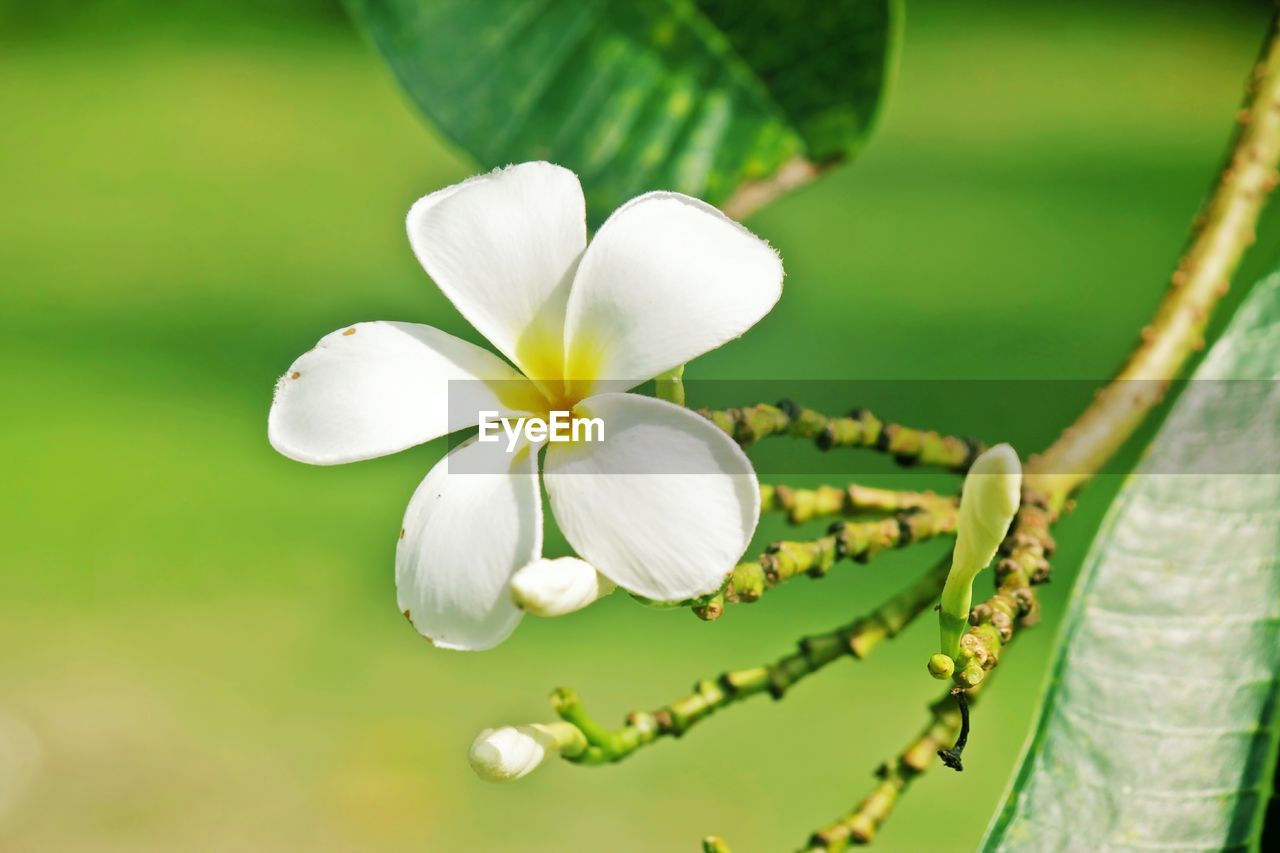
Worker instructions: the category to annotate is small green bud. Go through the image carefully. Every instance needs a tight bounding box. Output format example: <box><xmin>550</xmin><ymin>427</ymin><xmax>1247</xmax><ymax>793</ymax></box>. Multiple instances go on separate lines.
<box><xmin>958</xmin><ymin>662</ymin><xmax>986</xmax><ymax>688</ymax></box>
<box><xmin>511</xmin><ymin>557</ymin><xmax>615</xmax><ymax>616</ymax></box>
<box><xmin>928</xmin><ymin>653</ymin><xmax>956</xmax><ymax>679</ymax></box>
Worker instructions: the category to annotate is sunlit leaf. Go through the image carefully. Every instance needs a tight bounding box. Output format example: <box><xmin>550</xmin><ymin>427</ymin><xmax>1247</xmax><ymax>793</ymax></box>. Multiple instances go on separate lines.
<box><xmin>348</xmin><ymin>0</ymin><xmax>898</xmax><ymax>223</ymax></box>
<box><xmin>983</xmin><ymin>274</ymin><xmax>1280</xmax><ymax>849</ymax></box>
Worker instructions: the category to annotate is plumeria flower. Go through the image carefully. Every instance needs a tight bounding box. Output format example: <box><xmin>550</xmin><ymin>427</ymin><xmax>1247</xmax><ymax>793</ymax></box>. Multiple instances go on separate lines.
<box><xmin>268</xmin><ymin>162</ymin><xmax>782</xmax><ymax>650</ymax></box>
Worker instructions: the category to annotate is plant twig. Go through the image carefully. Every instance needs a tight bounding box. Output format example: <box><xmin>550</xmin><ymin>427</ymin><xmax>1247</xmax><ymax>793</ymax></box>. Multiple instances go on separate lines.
<box><xmin>804</xmin><ymin>684</ymin><xmax>988</xmax><ymax>851</ymax></box>
<box><xmin>721</xmin><ymin>156</ymin><xmax>822</xmax><ymax>221</ymax></box>
<box><xmin>944</xmin><ymin>0</ymin><xmax>1280</xmax><ymax>693</ymax></box>
<box><xmin>1028</xmin><ymin>13</ymin><xmax>1280</xmax><ymax>511</ymax></box>
<box><xmin>761</xmin><ymin>482</ymin><xmax>957</xmax><ymax>525</ymax></box>
<box><xmin>935</xmin><ymin>689</ymin><xmax>970</xmax><ymax>771</ymax></box>
<box><xmin>815</xmin><ymin>16</ymin><xmax>1280</xmax><ymax>846</ymax></box>
<box><xmin>945</xmin><ymin>490</ymin><xmax>1053</xmax><ymax>687</ymax></box>
<box><xmin>548</xmin><ymin>559</ymin><xmax>949</xmax><ymax>766</ymax></box>
<box><xmin>694</xmin><ymin>499</ymin><xmax>958</xmax><ymax>621</ymax></box>
<box><xmin>700</xmin><ymin>402</ymin><xmax>985</xmax><ymax>471</ymax></box>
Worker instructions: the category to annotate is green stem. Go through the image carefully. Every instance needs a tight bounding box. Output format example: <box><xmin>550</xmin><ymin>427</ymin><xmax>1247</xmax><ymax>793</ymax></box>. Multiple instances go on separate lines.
<box><xmin>761</xmin><ymin>482</ymin><xmax>957</xmax><ymax>525</ymax></box>
<box><xmin>699</xmin><ymin>401</ymin><xmax>984</xmax><ymax>471</ymax></box>
<box><xmin>654</xmin><ymin>364</ymin><xmax>686</xmax><ymax>406</ymax></box>
<box><xmin>550</xmin><ymin>560</ymin><xmax>949</xmax><ymax>766</ymax></box>
<box><xmin>694</xmin><ymin>498</ymin><xmax>958</xmax><ymax>620</ymax></box>
<box><xmin>937</xmin><ymin>567</ymin><xmax>973</xmax><ymax>662</ymax></box>
<box><xmin>536</xmin><ymin>720</ymin><xmax>589</xmax><ymax>759</ymax></box>
<box><xmin>1028</xmin><ymin>12</ymin><xmax>1280</xmax><ymax>511</ymax></box>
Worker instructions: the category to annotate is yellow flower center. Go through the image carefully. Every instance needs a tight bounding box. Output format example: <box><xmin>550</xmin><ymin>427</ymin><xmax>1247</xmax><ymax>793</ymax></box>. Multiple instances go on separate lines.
<box><xmin>501</xmin><ymin>333</ymin><xmax>605</xmax><ymax>422</ymax></box>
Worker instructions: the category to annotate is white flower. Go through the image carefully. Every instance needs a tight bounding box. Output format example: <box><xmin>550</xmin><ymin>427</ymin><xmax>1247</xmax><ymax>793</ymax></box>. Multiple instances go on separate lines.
<box><xmin>468</xmin><ymin>725</ymin><xmax>555</xmax><ymax>782</ymax></box>
<box><xmin>268</xmin><ymin>162</ymin><xmax>783</xmax><ymax>650</ymax></box>
<box><xmin>511</xmin><ymin>557</ymin><xmax>616</xmax><ymax>617</ymax></box>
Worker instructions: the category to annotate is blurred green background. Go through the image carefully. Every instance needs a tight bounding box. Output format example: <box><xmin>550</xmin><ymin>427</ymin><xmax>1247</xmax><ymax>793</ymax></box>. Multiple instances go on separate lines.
<box><xmin>4</xmin><ymin>1</ymin><xmax>1278</xmax><ymax>850</ymax></box>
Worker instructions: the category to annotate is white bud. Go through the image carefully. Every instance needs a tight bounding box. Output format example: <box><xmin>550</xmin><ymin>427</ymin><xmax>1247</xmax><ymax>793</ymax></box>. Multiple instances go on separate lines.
<box><xmin>510</xmin><ymin>557</ymin><xmax>616</xmax><ymax>617</ymax></box>
<box><xmin>953</xmin><ymin>443</ymin><xmax>1023</xmax><ymax>575</ymax></box>
<box><xmin>468</xmin><ymin>724</ymin><xmax>557</xmax><ymax>783</ymax></box>
<box><xmin>939</xmin><ymin>443</ymin><xmax>1023</xmax><ymax>660</ymax></box>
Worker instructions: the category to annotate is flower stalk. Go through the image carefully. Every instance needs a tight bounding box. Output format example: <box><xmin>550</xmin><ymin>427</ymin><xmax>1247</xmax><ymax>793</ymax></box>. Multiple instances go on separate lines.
<box><xmin>654</xmin><ymin>364</ymin><xmax>686</xmax><ymax>406</ymax></box>
<box><xmin>694</xmin><ymin>498</ymin><xmax>958</xmax><ymax>621</ymax></box>
<box><xmin>473</xmin><ymin>559</ymin><xmax>949</xmax><ymax>773</ymax></box>
<box><xmin>761</xmin><ymin>482</ymin><xmax>956</xmax><ymax>525</ymax></box>
<box><xmin>700</xmin><ymin>402</ymin><xmax>984</xmax><ymax>470</ymax></box>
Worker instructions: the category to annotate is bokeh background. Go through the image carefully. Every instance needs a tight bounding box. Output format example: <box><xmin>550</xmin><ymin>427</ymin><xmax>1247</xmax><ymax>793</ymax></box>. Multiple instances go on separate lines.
<box><xmin>4</xmin><ymin>1</ymin><xmax>1279</xmax><ymax>850</ymax></box>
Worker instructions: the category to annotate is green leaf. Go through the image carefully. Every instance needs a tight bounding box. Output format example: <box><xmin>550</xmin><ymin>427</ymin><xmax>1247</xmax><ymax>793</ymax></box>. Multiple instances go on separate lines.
<box><xmin>983</xmin><ymin>274</ymin><xmax>1280</xmax><ymax>850</ymax></box>
<box><xmin>348</xmin><ymin>0</ymin><xmax>898</xmax><ymax>224</ymax></box>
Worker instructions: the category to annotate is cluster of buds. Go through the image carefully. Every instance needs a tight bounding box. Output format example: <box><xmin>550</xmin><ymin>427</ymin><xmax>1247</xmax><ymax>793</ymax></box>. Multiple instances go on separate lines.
<box><xmin>931</xmin><ymin>444</ymin><xmax>1022</xmax><ymax>684</ymax></box>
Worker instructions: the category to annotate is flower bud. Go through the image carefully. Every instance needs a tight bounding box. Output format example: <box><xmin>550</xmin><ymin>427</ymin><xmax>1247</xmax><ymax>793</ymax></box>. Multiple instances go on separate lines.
<box><xmin>959</xmin><ymin>661</ymin><xmax>986</xmax><ymax>688</ymax></box>
<box><xmin>939</xmin><ymin>444</ymin><xmax>1022</xmax><ymax>660</ymax></box>
<box><xmin>511</xmin><ymin>557</ymin><xmax>616</xmax><ymax>617</ymax></box>
<box><xmin>468</xmin><ymin>725</ymin><xmax>555</xmax><ymax>782</ymax></box>
<box><xmin>928</xmin><ymin>653</ymin><xmax>955</xmax><ymax>680</ymax></box>
<box><xmin>952</xmin><ymin>444</ymin><xmax>1022</xmax><ymax>574</ymax></box>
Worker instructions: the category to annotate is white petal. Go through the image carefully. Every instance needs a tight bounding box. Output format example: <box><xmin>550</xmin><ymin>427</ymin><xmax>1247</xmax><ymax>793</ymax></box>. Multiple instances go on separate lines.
<box><xmin>396</xmin><ymin>437</ymin><xmax>542</xmax><ymax>651</ymax></box>
<box><xmin>407</xmin><ymin>162</ymin><xmax>586</xmax><ymax>383</ymax></box>
<box><xmin>562</xmin><ymin>192</ymin><xmax>782</xmax><ymax>393</ymax></box>
<box><xmin>510</xmin><ymin>557</ymin><xmax>616</xmax><ymax>617</ymax></box>
<box><xmin>269</xmin><ymin>321</ymin><xmax>535</xmax><ymax>465</ymax></box>
<box><xmin>542</xmin><ymin>393</ymin><xmax>759</xmax><ymax>601</ymax></box>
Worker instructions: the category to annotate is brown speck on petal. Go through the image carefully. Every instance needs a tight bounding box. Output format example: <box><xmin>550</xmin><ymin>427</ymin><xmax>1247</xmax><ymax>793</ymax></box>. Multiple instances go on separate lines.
<box><xmin>399</xmin><ymin>528</ymin><xmax>406</xmax><ymax>540</ymax></box>
<box><xmin>342</xmin><ymin>327</ymin><xmax>357</xmax><ymax>336</ymax></box>
<box><xmin>290</xmin><ymin>371</ymin><xmax>301</xmax><ymax>380</ymax></box>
